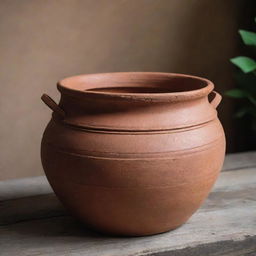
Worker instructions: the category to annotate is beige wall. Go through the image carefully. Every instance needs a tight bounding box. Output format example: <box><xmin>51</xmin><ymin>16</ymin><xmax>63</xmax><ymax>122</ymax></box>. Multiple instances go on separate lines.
<box><xmin>0</xmin><ymin>0</ymin><xmax>246</xmax><ymax>180</ymax></box>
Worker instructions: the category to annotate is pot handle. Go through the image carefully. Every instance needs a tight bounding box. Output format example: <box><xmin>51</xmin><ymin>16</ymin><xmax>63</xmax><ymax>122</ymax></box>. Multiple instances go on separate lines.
<box><xmin>209</xmin><ymin>91</ymin><xmax>222</xmax><ymax>109</ymax></box>
<box><xmin>41</xmin><ymin>94</ymin><xmax>66</xmax><ymax>118</ymax></box>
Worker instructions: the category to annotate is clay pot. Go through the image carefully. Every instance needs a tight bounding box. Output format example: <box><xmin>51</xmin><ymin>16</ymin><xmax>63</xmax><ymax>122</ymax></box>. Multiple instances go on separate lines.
<box><xmin>41</xmin><ymin>72</ymin><xmax>225</xmax><ymax>236</ymax></box>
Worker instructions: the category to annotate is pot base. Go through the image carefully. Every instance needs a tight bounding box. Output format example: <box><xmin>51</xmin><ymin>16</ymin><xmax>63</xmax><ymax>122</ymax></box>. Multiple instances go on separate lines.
<box><xmin>80</xmin><ymin>221</ymin><xmax>185</xmax><ymax>237</ymax></box>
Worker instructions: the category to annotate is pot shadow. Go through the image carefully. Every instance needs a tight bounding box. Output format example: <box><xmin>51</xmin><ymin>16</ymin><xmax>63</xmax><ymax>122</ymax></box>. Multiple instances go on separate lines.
<box><xmin>1</xmin><ymin>193</ymin><xmax>152</xmax><ymax>241</ymax></box>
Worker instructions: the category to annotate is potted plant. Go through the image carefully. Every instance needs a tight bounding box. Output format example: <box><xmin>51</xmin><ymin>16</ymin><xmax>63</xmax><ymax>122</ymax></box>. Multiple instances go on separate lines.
<box><xmin>226</xmin><ymin>18</ymin><xmax>256</xmax><ymax>148</ymax></box>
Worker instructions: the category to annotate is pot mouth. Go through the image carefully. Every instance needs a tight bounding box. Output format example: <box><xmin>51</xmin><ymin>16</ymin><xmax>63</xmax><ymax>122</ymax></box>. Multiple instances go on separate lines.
<box><xmin>57</xmin><ymin>72</ymin><xmax>214</xmax><ymax>102</ymax></box>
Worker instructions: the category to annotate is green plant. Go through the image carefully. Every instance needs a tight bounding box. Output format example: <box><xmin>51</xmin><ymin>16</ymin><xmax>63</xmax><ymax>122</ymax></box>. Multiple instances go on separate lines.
<box><xmin>226</xmin><ymin>19</ymin><xmax>256</xmax><ymax>131</ymax></box>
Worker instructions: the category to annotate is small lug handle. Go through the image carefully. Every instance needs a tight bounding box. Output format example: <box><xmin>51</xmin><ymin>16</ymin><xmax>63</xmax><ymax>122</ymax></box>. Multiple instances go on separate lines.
<box><xmin>209</xmin><ymin>91</ymin><xmax>222</xmax><ymax>109</ymax></box>
<box><xmin>41</xmin><ymin>94</ymin><xmax>65</xmax><ymax>118</ymax></box>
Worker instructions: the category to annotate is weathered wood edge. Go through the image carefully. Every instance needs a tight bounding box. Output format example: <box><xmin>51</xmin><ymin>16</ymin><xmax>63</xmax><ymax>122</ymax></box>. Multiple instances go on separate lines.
<box><xmin>149</xmin><ymin>235</ymin><xmax>256</xmax><ymax>256</ymax></box>
<box><xmin>0</xmin><ymin>175</ymin><xmax>52</xmax><ymax>201</ymax></box>
<box><xmin>222</xmin><ymin>151</ymin><xmax>256</xmax><ymax>171</ymax></box>
<box><xmin>0</xmin><ymin>151</ymin><xmax>255</xmax><ymax>201</ymax></box>
<box><xmin>0</xmin><ymin>193</ymin><xmax>67</xmax><ymax>225</ymax></box>
<box><xmin>0</xmin><ymin>168</ymin><xmax>255</xmax><ymax>256</ymax></box>
<box><xmin>1</xmin><ymin>167</ymin><xmax>255</xmax><ymax>226</ymax></box>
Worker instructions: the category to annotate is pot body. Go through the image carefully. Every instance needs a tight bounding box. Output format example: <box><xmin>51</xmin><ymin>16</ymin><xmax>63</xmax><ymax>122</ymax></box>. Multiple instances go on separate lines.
<box><xmin>41</xmin><ymin>72</ymin><xmax>225</xmax><ymax>236</ymax></box>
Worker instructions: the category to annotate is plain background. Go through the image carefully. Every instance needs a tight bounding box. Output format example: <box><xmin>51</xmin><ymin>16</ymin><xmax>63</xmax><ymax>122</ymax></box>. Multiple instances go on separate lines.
<box><xmin>0</xmin><ymin>0</ymin><xmax>252</xmax><ymax>180</ymax></box>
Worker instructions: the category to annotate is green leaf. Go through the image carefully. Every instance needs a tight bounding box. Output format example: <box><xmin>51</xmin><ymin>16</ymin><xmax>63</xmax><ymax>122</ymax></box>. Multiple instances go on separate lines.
<box><xmin>230</xmin><ymin>56</ymin><xmax>256</xmax><ymax>73</ymax></box>
<box><xmin>225</xmin><ymin>89</ymin><xmax>249</xmax><ymax>98</ymax></box>
<box><xmin>239</xmin><ymin>30</ymin><xmax>256</xmax><ymax>46</ymax></box>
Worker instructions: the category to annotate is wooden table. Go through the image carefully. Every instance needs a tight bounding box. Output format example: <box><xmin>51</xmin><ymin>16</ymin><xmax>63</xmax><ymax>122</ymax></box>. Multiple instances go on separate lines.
<box><xmin>0</xmin><ymin>152</ymin><xmax>256</xmax><ymax>256</ymax></box>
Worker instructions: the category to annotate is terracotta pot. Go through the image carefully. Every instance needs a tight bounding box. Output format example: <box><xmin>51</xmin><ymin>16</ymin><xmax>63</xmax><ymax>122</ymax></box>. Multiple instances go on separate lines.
<box><xmin>41</xmin><ymin>72</ymin><xmax>225</xmax><ymax>236</ymax></box>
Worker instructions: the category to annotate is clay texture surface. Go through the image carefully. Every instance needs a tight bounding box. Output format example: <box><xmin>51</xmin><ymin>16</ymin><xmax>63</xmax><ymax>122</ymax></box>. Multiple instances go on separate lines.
<box><xmin>41</xmin><ymin>72</ymin><xmax>226</xmax><ymax>236</ymax></box>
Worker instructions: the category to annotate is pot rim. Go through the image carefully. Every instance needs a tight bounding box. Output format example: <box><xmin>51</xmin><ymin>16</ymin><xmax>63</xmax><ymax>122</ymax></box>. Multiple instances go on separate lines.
<box><xmin>57</xmin><ymin>72</ymin><xmax>214</xmax><ymax>102</ymax></box>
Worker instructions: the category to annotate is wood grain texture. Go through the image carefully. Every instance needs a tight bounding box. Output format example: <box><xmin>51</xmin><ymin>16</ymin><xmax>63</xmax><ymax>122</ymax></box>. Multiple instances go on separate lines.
<box><xmin>0</xmin><ymin>194</ymin><xmax>66</xmax><ymax>225</ymax></box>
<box><xmin>0</xmin><ymin>163</ymin><xmax>255</xmax><ymax>255</ymax></box>
<box><xmin>0</xmin><ymin>176</ymin><xmax>52</xmax><ymax>201</ymax></box>
<box><xmin>1</xmin><ymin>151</ymin><xmax>255</xmax><ymax>201</ymax></box>
<box><xmin>149</xmin><ymin>236</ymin><xmax>256</xmax><ymax>256</ymax></box>
<box><xmin>222</xmin><ymin>151</ymin><xmax>256</xmax><ymax>171</ymax></box>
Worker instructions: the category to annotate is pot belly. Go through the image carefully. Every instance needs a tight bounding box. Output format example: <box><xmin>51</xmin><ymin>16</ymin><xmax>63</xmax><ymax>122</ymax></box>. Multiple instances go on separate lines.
<box><xmin>41</xmin><ymin>119</ymin><xmax>225</xmax><ymax>236</ymax></box>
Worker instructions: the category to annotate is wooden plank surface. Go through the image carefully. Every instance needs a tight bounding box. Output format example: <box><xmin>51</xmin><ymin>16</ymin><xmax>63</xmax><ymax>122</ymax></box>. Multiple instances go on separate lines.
<box><xmin>0</xmin><ymin>176</ymin><xmax>52</xmax><ymax>201</ymax></box>
<box><xmin>222</xmin><ymin>151</ymin><xmax>256</xmax><ymax>171</ymax></box>
<box><xmin>0</xmin><ymin>151</ymin><xmax>255</xmax><ymax>202</ymax></box>
<box><xmin>0</xmin><ymin>154</ymin><xmax>256</xmax><ymax>256</ymax></box>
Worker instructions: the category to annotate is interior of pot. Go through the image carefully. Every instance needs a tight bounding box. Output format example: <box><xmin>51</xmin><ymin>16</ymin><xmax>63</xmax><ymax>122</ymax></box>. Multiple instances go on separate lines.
<box><xmin>58</xmin><ymin>72</ymin><xmax>213</xmax><ymax>98</ymax></box>
<box><xmin>86</xmin><ymin>86</ymin><xmax>185</xmax><ymax>94</ymax></box>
